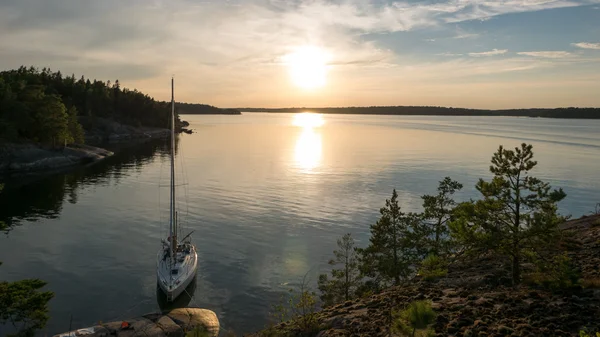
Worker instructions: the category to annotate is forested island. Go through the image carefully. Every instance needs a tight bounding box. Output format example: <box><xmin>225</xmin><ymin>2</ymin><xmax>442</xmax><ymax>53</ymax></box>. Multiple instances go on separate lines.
<box><xmin>240</xmin><ymin>106</ymin><xmax>600</xmax><ymax>118</ymax></box>
<box><xmin>177</xmin><ymin>102</ymin><xmax>241</xmax><ymax>115</ymax></box>
<box><xmin>0</xmin><ymin>66</ymin><xmax>238</xmax><ymax>174</ymax></box>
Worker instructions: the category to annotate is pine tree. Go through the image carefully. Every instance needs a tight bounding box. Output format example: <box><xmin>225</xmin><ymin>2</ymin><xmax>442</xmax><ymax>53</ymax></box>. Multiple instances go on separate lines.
<box><xmin>318</xmin><ymin>233</ymin><xmax>363</xmax><ymax>306</ymax></box>
<box><xmin>67</xmin><ymin>106</ymin><xmax>84</xmax><ymax>144</ymax></box>
<box><xmin>421</xmin><ymin>177</ymin><xmax>463</xmax><ymax>255</ymax></box>
<box><xmin>358</xmin><ymin>189</ymin><xmax>418</xmax><ymax>286</ymax></box>
<box><xmin>451</xmin><ymin>143</ymin><xmax>566</xmax><ymax>285</ymax></box>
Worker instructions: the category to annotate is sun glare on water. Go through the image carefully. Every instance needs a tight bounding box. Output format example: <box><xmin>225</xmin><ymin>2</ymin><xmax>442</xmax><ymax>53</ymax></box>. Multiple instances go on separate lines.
<box><xmin>283</xmin><ymin>46</ymin><xmax>330</xmax><ymax>89</ymax></box>
<box><xmin>293</xmin><ymin>113</ymin><xmax>324</xmax><ymax>171</ymax></box>
<box><xmin>293</xmin><ymin>113</ymin><xmax>325</xmax><ymax>128</ymax></box>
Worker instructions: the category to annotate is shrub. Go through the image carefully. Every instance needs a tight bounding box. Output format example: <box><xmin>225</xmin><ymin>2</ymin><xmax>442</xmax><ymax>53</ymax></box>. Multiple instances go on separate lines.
<box><xmin>525</xmin><ymin>253</ymin><xmax>581</xmax><ymax>289</ymax></box>
<box><xmin>263</xmin><ymin>274</ymin><xmax>321</xmax><ymax>337</ymax></box>
<box><xmin>392</xmin><ymin>300</ymin><xmax>436</xmax><ymax>337</ymax></box>
<box><xmin>579</xmin><ymin>330</ymin><xmax>600</xmax><ymax>337</ymax></box>
<box><xmin>418</xmin><ymin>254</ymin><xmax>448</xmax><ymax>281</ymax></box>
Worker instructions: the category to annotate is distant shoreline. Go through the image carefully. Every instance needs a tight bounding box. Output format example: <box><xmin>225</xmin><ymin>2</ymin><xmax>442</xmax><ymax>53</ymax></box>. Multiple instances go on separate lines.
<box><xmin>237</xmin><ymin>107</ymin><xmax>600</xmax><ymax>119</ymax></box>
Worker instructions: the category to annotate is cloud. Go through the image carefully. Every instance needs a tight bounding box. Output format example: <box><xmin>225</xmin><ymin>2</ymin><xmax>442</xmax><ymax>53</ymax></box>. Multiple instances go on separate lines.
<box><xmin>453</xmin><ymin>33</ymin><xmax>480</xmax><ymax>39</ymax></box>
<box><xmin>0</xmin><ymin>0</ymin><xmax>599</xmax><ymax>107</ymax></box>
<box><xmin>517</xmin><ymin>51</ymin><xmax>574</xmax><ymax>58</ymax></box>
<box><xmin>437</xmin><ymin>52</ymin><xmax>464</xmax><ymax>57</ymax></box>
<box><xmin>469</xmin><ymin>49</ymin><xmax>508</xmax><ymax>57</ymax></box>
<box><xmin>572</xmin><ymin>42</ymin><xmax>600</xmax><ymax>50</ymax></box>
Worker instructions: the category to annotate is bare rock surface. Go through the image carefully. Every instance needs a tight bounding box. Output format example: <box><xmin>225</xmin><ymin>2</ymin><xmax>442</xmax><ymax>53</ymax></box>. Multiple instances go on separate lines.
<box><xmin>54</xmin><ymin>308</ymin><xmax>218</xmax><ymax>337</ymax></box>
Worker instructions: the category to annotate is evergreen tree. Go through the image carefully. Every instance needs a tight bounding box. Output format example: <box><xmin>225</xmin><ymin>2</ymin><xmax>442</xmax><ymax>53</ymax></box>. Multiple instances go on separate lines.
<box><xmin>357</xmin><ymin>189</ymin><xmax>419</xmax><ymax>286</ymax></box>
<box><xmin>450</xmin><ymin>143</ymin><xmax>566</xmax><ymax>285</ymax></box>
<box><xmin>421</xmin><ymin>177</ymin><xmax>463</xmax><ymax>255</ymax></box>
<box><xmin>67</xmin><ymin>106</ymin><xmax>84</xmax><ymax>144</ymax></box>
<box><xmin>318</xmin><ymin>233</ymin><xmax>363</xmax><ymax>306</ymax></box>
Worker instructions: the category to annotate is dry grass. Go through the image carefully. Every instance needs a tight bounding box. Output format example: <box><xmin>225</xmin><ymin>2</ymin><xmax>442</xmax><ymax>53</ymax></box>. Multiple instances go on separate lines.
<box><xmin>581</xmin><ymin>278</ymin><xmax>600</xmax><ymax>289</ymax></box>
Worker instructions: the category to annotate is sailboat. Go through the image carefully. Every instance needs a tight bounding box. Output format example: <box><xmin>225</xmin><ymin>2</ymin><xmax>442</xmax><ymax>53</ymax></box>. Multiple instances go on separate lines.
<box><xmin>157</xmin><ymin>77</ymin><xmax>198</xmax><ymax>302</ymax></box>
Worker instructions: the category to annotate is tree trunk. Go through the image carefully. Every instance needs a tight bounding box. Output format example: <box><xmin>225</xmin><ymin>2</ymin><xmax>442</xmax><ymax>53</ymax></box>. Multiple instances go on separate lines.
<box><xmin>412</xmin><ymin>327</ymin><xmax>416</xmax><ymax>337</ymax></box>
<box><xmin>512</xmin><ymin>252</ymin><xmax>520</xmax><ymax>286</ymax></box>
<box><xmin>345</xmin><ymin>253</ymin><xmax>349</xmax><ymax>301</ymax></box>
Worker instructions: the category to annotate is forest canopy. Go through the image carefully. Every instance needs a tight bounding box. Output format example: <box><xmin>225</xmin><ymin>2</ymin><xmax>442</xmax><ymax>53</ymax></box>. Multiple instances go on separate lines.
<box><xmin>0</xmin><ymin>66</ymin><xmax>174</xmax><ymax>145</ymax></box>
<box><xmin>0</xmin><ymin>66</ymin><xmax>237</xmax><ymax>146</ymax></box>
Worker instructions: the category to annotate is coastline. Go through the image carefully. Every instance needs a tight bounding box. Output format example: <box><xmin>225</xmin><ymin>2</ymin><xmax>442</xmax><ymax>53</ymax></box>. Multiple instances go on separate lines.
<box><xmin>238</xmin><ymin>107</ymin><xmax>600</xmax><ymax>119</ymax></box>
<box><xmin>0</xmin><ymin>118</ymin><xmax>176</xmax><ymax>177</ymax></box>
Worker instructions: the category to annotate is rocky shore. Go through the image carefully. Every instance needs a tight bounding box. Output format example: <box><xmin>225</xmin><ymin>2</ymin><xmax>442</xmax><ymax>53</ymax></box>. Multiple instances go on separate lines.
<box><xmin>248</xmin><ymin>214</ymin><xmax>600</xmax><ymax>337</ymax></box>
<box><xmin>55</xmin><ymin>308</ymin><xmax>220</xmax><ymax>337</ymax></box>
<box><xmin>0</xmin><ymin>143</ymin><xmax>114</xmax><ymax>175</ymax></box>
<box><xmin>0</xmin><ymin>117</ymin><xmax>181</xmax><ymax>176</ymax></box>
<box><xmin>79</xmin><ymin>117</ymin><xmax>171</xmax><ymax>144</ymax></box>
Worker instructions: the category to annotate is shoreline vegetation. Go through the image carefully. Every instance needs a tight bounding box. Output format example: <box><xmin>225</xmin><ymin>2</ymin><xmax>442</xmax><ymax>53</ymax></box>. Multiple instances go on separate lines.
<box><xmin>0</xmin><ymin>66</ymin><xmax>238</xmax><ymax>175</ymax></box>
<box><xmin>245</xmin><ymin>143</ymin><xmax>599</xmax><ymax>337</ymax></box>
<box><xmin>239</xmin><ymin>106</ymin><xmax>600</xmax><ymax>118</ymax></box>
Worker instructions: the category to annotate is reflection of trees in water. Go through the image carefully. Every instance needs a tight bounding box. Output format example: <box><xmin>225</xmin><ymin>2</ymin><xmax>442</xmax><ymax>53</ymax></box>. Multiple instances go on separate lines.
<box><xmin>0</xmin><ymin>137</ymin><xmax>176</xmax><ymax>233</ymax></box>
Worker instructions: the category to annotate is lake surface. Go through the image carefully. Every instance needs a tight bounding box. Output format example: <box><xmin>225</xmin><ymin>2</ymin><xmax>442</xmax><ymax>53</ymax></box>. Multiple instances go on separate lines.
<box><xmin>1</xmin><ymin>113</ymin><xmax>599</xmax><ymax>335</ymax></box>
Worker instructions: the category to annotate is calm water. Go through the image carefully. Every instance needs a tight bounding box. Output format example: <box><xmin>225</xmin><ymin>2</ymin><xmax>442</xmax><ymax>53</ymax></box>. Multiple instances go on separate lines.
<box><xmin>1</xmin><ymin>113</ymin><xmax>599</xmax><ymax>335</ymax></box>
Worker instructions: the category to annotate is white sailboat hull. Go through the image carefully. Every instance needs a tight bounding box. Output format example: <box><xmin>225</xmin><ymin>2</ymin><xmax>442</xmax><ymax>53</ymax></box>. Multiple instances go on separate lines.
<box><xmin>157</xmin><ymin>243</ymin><xmax>198</xmax><ymax>302</ymax></box>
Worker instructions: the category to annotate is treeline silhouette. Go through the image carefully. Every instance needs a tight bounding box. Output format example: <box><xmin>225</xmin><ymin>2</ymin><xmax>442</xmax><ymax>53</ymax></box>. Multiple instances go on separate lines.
<box><xmin>176</xmin><ymin>102</ymin><xmax>241</xmax><ymax>115</ymax></box>
<box><xmin>0</xmin><ymin>66</ymin><xmax>221</xmax><ymax>145</ymax></box>
<box><xmin>240</xmin><ymin>106</ymin><xmax>600</xmax><ymax>118</ymax></box>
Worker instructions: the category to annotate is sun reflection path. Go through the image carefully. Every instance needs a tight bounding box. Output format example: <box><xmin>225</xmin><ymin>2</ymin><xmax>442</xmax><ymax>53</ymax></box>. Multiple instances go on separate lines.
<box><xmin>292</xmin><ymin>113</ymin><xmax>324</xmax><ymax>171</ymax></box>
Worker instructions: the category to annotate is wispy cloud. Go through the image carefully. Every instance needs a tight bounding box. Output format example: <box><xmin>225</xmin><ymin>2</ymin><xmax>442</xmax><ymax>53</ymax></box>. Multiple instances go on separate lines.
<box><xmin>517</xmin><ymin>51</ymin><xmax>573</xmax><ymax>58</ymax></box>
<box><xmin>437</xmin><ymin>52</ymin><xmax>464</xmax><ymax>57</ymax></box>
<box><xmin>454</xmin><ymin>33</ymin><xmax>480</xmax><ymax>39</ymax></box>
<box><xmin>572</xmin><ymin>42</ymin><xmax>600</xmax><ymax>50</ymax></box>
<box><xmin>469</xmin><ymin>49</ymin><xmax>508</xmax><ymax>57</ymax></box>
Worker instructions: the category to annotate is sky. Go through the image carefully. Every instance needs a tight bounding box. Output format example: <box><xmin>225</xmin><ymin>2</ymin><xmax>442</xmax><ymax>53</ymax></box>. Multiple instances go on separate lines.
<box><xmin>0</xmin><ymin>0</ymin><xmax>599</xmax><ymax>109</ymax></box>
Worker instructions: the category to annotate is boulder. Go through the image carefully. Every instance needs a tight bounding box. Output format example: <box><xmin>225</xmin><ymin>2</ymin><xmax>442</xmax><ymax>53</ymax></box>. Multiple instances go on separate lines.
<box><xmin>156</xmin><ymin>316</ymin><xmax>184</xmax><ymax>337</ymax></box>
<box><xmin>167</xmin><ymin>308</ymin><xmax>219</xmax><ymax>336</ymax></box>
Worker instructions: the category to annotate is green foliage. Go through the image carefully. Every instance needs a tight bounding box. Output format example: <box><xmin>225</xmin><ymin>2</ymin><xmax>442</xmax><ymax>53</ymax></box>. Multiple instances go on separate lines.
<box><xmin>579</xmin><ymin>330</ymin><xmax>600</xmax><ymax>337</ymax></box>
<box><xmin>392</xmin><ymin>301</ymin><xmax>436</xmax><ymax>337</ymax></box>
<box><xmin>418</xmin><ymin>254</ymin><xmax>448</xmax><ymax>281</ymax></box>
<box><xmin>0</xmin><ymin>278</ymin><xmax>54</xmax><ymax>337</ymax></box>
<box><xmin>357</xmin><ymin>189</ymin><xmax>422</xmax><ymax>286</ymax></box>
<box><xmin>0</xmin><ymin>66</ymin><xmax>174</xmax><ymax>145</ymax></box>
<box><xmin>524</xmin><ymin>253</ymin><xmax>581</xmax><ymax>289</ymax></box>
<box><xmin>421</xmin><ymin>177</ymin><xmax>463</xmax><ymax>255</ymax></box>
<box><xmin>267</xmin><ymin>274</ymin><xmax>320</xmax><ymax>337</ymax></box>
<box><xmin>450</xmin><ymin>143</ymin><xmax>566</xmax><ymax>285</ymax></box>
<box><xmin>67</xmin><ymin>106</ymin><xmax>84</xmax><ymax>144</ymax></box>
<box><xmin>318</xmin><ymin>233</ymin><xmax>363</xmax><ymax>307</ymax></box>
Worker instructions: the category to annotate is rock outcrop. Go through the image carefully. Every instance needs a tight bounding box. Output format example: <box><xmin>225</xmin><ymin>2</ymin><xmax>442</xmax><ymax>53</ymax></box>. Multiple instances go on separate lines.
<box><xmin>0</xmin><ymin>143</ymin><xmax>113</xmax><ymax>175</ymax></box>
<box><xmin>78</xmin><ymin>117</ymin><xmax>170</xmax><ymax>144</ymax></box>
<box><xmin>54</xmin><ymin>308</ymin><xmax>219</xmax><ymax>337</ymax></box>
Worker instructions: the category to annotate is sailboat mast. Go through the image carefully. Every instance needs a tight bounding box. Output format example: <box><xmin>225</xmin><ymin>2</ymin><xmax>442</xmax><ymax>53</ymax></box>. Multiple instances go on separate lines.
<box><xmin>170</xmin><ymin>77</ymin><xmax>176</xmax><ymax>266</ymax></box>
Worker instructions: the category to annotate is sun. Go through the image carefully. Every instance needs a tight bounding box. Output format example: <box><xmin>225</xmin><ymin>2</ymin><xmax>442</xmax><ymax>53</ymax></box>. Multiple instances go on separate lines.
<box><xmin>283</xmin><ymin>46</ymin><xmax>330</xmax><ymax>89</ymax></box>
